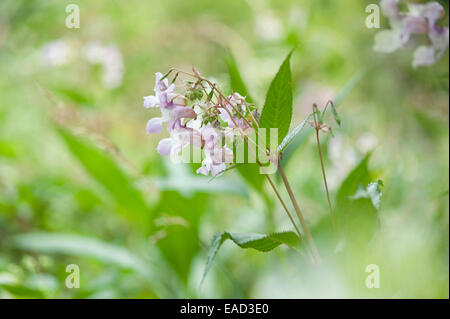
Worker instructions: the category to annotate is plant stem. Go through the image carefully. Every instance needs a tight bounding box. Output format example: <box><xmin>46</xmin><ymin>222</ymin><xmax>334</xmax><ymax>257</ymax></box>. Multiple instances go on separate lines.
<box><xmin>263</xmin><ymin>174</ymin><xmax>303</xmax><ymax>241</ymax></box>
<box><xmin>312</xmin><ymin>106</ymin><xmax>336</xmax><ymax>229</ymax></box>
<box><xmin>314</xmin><ymin>128</ymin><xmax>335</xmax><ymax>229</ymax></box>
<box><xmin>277</xmin><ymin>162</ymin><xmax>321</xmax><ymax>264</ymax></box>
<box><xmin>263</xmin><ymin>172</ymin><xmax>312</xmax><ymax>261</ymax></box>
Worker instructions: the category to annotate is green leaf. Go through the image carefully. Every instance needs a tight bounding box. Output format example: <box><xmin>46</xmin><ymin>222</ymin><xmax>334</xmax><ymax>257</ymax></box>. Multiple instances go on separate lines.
<box><xmin>225</xmin><ymin>50</ymin><xmax>253</xmax><ymax>103</ymax></box>
<box><xmin>202</xmin><ymin>231</ymin><xmax>300</xmax><ymax>283</ymax></box>
<box><xmin>335</xmin><ymin>153</ymin><xmax>379</xmax><ymax>248</ymax></box>
<box><xmin>58</xmin><ymin>129</ymin><xmax>150</xmax><ymax>229</ymax></box>
<box><xmin>235</xmin><ymin>163</ymin><xmax>265</xmax><ymax>193</ymax></box>
<box><xmin>277</xmin><ymin>115</ymin><xmax>311</xmax><ymax>153</ymax></box>
<box><xmin>153</xmin><ymin>162</ymin><xmax>248</xmax><ymax>198</ymax></box>
<box><xmin>260</xmin><ymin>50</ymin><xmax>295</xmax><ymax>145</ymax></box>
<box><xmin>0</xmin><ymin>283</ymin><xmax>46</xmax><ymax>298</ymax></box>
<box><xmin>330</xmin><ymin>102</ymin><xmax>341</xmax><ymax>126</ymax></box>
<box><xmin>349</xmin><ymin>179</ymin><xmax>383</xmax><ymax>211</ymax></box>
<box><xmin>154</xmin><ymin>191</ymin><xmax>208</xmax><ymax>283</ymax></box>
<box><xmin>159</xmin><ymin>69</ymin><xmax>172</xmax><ymax>82</ymax></box>
<box><xmin>12</xmin><ymin>233</ymin><xmax>152</xmax><ymax>277</ymax></box>
<box><xmin>53</xmin><ymin>86</ymin><xmax>94</xmax><ymax>107</ymax></box>
<box><xmin>225</xmin><ymin>50</ymin><xmax>264</xmax><ymax>192</ymax></box>
<box><xmin>0</xmin><ymin>140</ymin><xmax>16</xmax><ymax>158</ymax></box>
<box><xmin>337</xmin><ymin>153</ymin><xmax>372</xmax><ymax>200</ymax></box>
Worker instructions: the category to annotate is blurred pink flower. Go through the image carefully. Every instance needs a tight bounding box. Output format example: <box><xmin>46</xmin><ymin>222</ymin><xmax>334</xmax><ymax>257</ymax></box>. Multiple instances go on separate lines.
<box><xmin>374</xmin><ymin>1</ymin><xmax>449</xmax><ymax>68</ymax></box>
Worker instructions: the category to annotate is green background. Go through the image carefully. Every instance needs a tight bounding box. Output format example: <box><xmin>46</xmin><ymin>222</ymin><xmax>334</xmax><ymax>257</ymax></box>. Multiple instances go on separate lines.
<box><xmin>0</xmin><ymin>0</ymin><xmax>448</xmax><ymax>298</ymax></box>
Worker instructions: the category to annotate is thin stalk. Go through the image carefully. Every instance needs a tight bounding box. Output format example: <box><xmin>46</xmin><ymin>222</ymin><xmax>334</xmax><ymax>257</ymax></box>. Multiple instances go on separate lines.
<box><xmin>277</xmin><ymin>162</ymin><xmax>321</xmax><ymax>264</ymax></box>
<box><xmin>262</xmin><ymin>169</ymin><xmax>312</xmax><ymax>261</ymax></box>
<box><xmin>242</xmin><ymin>127</ymin><xmax>312</xmax><ymax>260</ymax></box>
<box><xmin>312</xmin><ymin>106</ymin><xmax>335</xmax><ymax>229</ymax></box>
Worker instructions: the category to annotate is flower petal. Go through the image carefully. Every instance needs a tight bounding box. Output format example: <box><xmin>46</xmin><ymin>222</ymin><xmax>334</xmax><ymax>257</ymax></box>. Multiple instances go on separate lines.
<box><xmin>401</xmin><ymin>16</ymin><xmax>428</xmax><ymax>44</ymax></box>
<box><xmin>154</xmin><ymin>72</ymin><xmax>170</xmax><ymax>92</ymax></box>
<box><xmin>211</xmin><ymin>163</ymin><xmax>226</xmax><ymax>176</ymax></box>
<box><xmin>380</xmin><ymin>0</ymin><xmax>400</xmax><ymax>19</ymax></box>
<box><xmin>196</xmin><ymin>165</ymin><xmax>210</xmax><ymax>176</ymax></box>
<box><xmin>421</xmin><ymin>2</ymin><xmax>445</xmax><ymax>27</ymax></box>
<box><xmin>429</xmin><ymin>27</ymin><xmax>449</xmax><ymax>57</ymax></box>
<box><xmin>373</xmin><ymin>29</ymin><xmax>403</xmax><ymax>53</ymax></box>
<box><xmin>412</xmin><ymin>45</ymin><xmax>436</xmax><ymax>68</ymax></box>
<box><xmin>146</xmin><ymin>117</ymin><xmax>163</xmax><ymax>134</ymax></box>
<box><xmin>144</xmin><ymin>95</ymin><xmax>159</xmax><ymax>108</ymax></box>
<box><xmin>157</xmin><ymin>138</ymin><xmax>173</xmax><ymax>156</ymax></box>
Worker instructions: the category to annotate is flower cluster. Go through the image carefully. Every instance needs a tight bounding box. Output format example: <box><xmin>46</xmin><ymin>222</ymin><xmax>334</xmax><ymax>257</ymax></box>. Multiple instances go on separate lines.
<box><xmin>144</xmin><ymin>71</ymin><xmax>256</xmax><ymax>176</ymax></box>
<box><xmin>374</xmin><ymin>0</ymin><xmax>449</xmax><ymax>68</ymax></box>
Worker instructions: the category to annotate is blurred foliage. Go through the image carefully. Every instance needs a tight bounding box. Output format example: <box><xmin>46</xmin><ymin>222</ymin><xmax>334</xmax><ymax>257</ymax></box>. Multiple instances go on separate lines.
<box><xmin>0</xmin><ymin>0</ymin><xmax>448</xmax><ymax>298</ymax></box>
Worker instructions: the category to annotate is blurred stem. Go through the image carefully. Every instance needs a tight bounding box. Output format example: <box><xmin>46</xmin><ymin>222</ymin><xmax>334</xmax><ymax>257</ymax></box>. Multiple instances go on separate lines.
<box><xmin>312</xmin><ymin>105</ymin><xmax>336</xmax><ymax>230</ymax></box>
<box><xmin>277</xmin><ymin>162</ymin><xmax>321</xmax><ymax>264</ymax></box>
<box><xmin>263</xmin><ymin>173</ymin><xmax>311</xmax><ymax>261</ymax></box>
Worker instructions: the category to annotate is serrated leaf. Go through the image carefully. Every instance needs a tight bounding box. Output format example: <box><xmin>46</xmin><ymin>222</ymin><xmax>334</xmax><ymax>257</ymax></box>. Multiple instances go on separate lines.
<box><xmin>260</xmin><ymin>50</ymin><xmax>295</xmax><ymax>145</ymax></box>
<box><xmin>58</xmin><ymin>129</ymin><xmax>150</xmax><ymax>229</ymax></box>
<box><xmin>201</xmin><ymin>231</ymin><xmax>299</xmax><ymax>284</ymax></box>
<box><xmin>277</xmin><ymin>115</ymin><xmax>311</xmax><ymax>153</ymax></box>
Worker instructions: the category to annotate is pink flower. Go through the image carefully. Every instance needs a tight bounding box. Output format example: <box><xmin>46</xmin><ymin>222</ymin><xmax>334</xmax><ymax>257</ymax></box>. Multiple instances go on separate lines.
<box><xmin>200</xmin><ymin>125</ymin><xmax>219</xmax><ymax>149</ymax></box>
<box><xmin>196</xmin><ymin>156</ymin><xmax>226</xmax><ymax>177</ymax></box>
<box><xmin>157</xmin><ymin>138</ymin><xmax>173</xmax><ymax>156</ymax></box>
<box><xmin>196</xmin><ymin>126</ymin><xmax>233</xmax><ymax>177</ymax></box>
<box><xmin>156</xmin><ymin>128</ymin><xmax>202</xmax><ymax>158</ymax></box>
<box><xmin>143</xmin><ymin>95</ymin><xmax>159</xmax><ymax>108</ymax></box>
<box><xmin>143</xmin><ymin>72</ymin><xmax>258</xmax><ymax>177</ymax></box>
<box><xmin>196</xmin><ymin>146</ymin><xmax>232</xmax><ymax>177</ymax></box>
<box><xmin>219</xmin><ymin>93</ymin><xmax>252</xmax><ymax>131</ymax></box>
<box><xmin>146</xmin><ymin>117</ymin><xmax>163</xmax><ymax>134</ymax></box>
<box><xmin>374</xmin><ymin>1</ymin><xmax>449</xmax><ymax>68</ymax></box>
<box><xmin>144</xmin><ymin>73</ymin><xmax>196</xmax><ymax>135</ymax></box>
<box><xmin>380</xmin><ymin>0</ymin><xmax>400</xmax><ymax>19</ymax></box>
<box><xmin>167</xmin><ymin>106</ymin><xmax>197</xmax><ymax>133</ymax></box>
